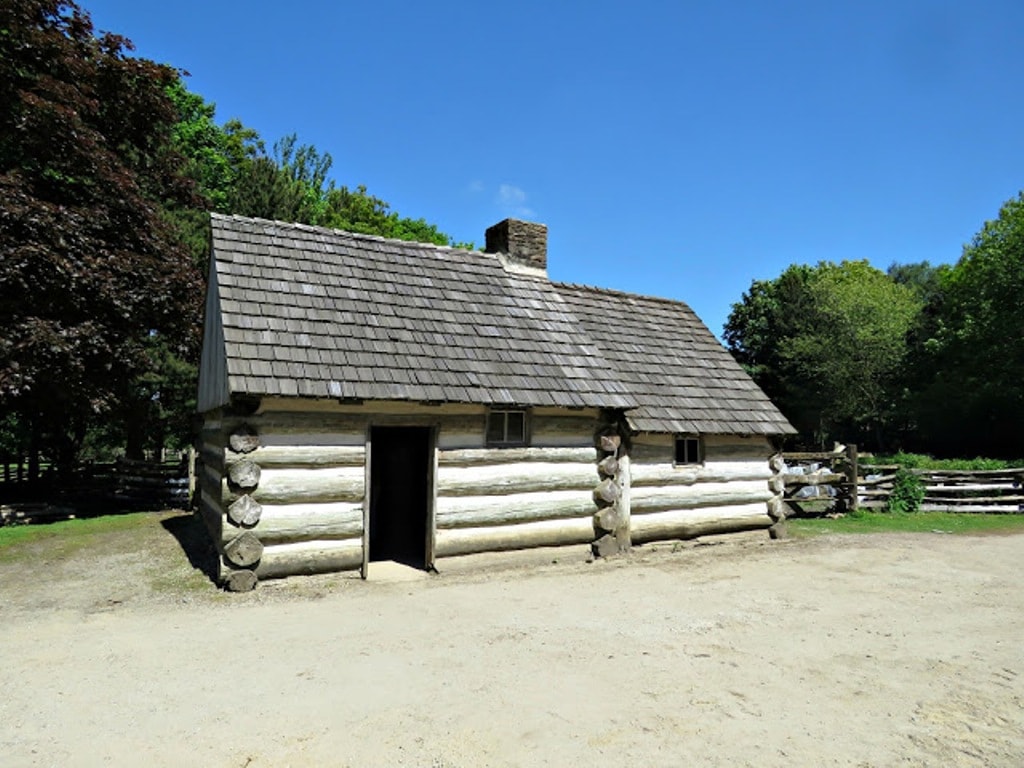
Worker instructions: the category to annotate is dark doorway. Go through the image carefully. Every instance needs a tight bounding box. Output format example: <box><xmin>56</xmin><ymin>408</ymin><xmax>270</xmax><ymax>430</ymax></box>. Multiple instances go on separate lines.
<box><xmin>368</xmin><ymin>426</ymin><xmax>432</xmax><ymax>568</ymax></box>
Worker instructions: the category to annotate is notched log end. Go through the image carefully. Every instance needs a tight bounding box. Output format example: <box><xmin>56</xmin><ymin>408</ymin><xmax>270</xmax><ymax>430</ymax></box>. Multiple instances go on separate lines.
<box><xmin>227</xmin><ymin>458</ymin><xmax>261</xmax><ymax>490</ymax></box>
<box><xmin>592</xmin><ymin>533</ymin><xmax>625</xmax><ymax>558</ymax></box>
<box><xmin>597</xmin><ymin>455</ymin><xmax>619</xmax><ymax>478</ymax></box>
<box><xmin>229</xmin><ymin>426</ymin><xmax>261</xmax><ymax>454</ymax></box>
<box><xmin>224</xmin><ymin>530</ymin><xmax>264</xmax><ymax>568</ymax></box>
<box><xmin>594</xmin><ymin>505</ymin><xmax>624</xmax><ymax>532</ymax></box>
<box><xmin>223</xmin><ymin>568</ymin><xmax>258</xmax><ymax>592</ymax></box>
<box><xmin>593</xmin><ymin>478</ymin><xmax>621</xmax><ymax>505</ymax></box>
<box><xmin>227</xmin><ymin>495</ymin><xmax>263</xmax><ymax>528</ymax></box>
<box><xmin>767</xmin><ymin>496</ymin><xmax>787</xmax><ymax>521</ymax></box>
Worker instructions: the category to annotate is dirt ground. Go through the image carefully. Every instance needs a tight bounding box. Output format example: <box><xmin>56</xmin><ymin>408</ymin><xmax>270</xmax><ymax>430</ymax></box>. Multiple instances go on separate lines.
<box><xmin>1</xmin><ymin>513</ymin><xmax>1022</xmax><ymax>767</ymax></box>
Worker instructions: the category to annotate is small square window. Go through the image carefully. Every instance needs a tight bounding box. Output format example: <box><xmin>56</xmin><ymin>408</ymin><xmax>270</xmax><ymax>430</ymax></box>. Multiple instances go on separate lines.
<box><xmin>674</xmin><ymin>435</ymin><xmax>702</xmax><ymax>465</ymax></box>
<box><xmin>486</xmin><ymin>413</ymin><xmax>505</xmax><ymax>444</ymax></box>
<box><xmin>506</xmin><ymin>411</ymin><xmax>525</xmax><ymax>442</ymax></box>
<box><xmin>487</xmin><ymin>409</ymin><xmax>527</xmax><ymax>446</ymax></box>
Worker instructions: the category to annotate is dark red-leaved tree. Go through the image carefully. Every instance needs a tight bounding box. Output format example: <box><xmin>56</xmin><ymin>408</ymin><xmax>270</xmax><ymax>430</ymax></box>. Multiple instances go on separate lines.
<box><xmin>0</xmin><ymin>0</ymin><xmax>203</xmax><ymax>476</ymax></box>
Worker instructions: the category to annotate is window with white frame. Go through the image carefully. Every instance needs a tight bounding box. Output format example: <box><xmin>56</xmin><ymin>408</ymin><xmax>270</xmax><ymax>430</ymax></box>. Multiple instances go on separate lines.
<box><xmin>674</xmin><ymin>435</ymin><xmax>702</xmax><ymax>465</ymax></box>
<box><xmin>486</xmin><ymin>409</ymin><xmax>527</xmax><ymax>446</ymax></box>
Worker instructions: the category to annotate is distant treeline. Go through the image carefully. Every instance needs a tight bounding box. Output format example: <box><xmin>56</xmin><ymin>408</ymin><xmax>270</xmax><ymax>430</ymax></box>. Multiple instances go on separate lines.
<box><xmin>725</xmin><ymin>193</ymin><xmax>1024</xmax><ymax>459</ymax></box>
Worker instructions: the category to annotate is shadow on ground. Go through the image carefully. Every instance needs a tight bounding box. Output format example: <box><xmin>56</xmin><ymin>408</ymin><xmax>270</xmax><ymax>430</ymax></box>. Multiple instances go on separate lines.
<box><xmin>161</xmin><ymin>513</ymin><xmax>220</xmax><ymax>586</ymax></box>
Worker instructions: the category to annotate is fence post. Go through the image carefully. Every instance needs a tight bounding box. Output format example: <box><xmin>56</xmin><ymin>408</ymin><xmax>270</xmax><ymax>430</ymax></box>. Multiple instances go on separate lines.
<box><xmin>846</xmin><ymin>443</ymin><xmax>859</xmax><ymax>512</ymax></box>
<box><xmin>188</xmin><ymin>446</ymin><xmax>198</xmax><ymax>509</ymax></box>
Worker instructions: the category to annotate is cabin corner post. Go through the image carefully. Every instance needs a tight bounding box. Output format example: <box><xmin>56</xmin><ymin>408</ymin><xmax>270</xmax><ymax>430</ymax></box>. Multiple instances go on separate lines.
<box><xmin>221</xmin><ymin>422</ymin><xmax>263</xmax><ymax>591</ymax></box>
<box><xmin>197</xmin><ymin>408</ymin><xmax>227</xmax><ymax>585</ymax></box>
<box><xmin>592</xmin><ymin>410</ymin><xmax>631</xmax><ymax>557</ymax></box>
<box><xmin>767</xmin><ymin>451</ymin><xmax>788</xmax><ymax>539</ymax></box>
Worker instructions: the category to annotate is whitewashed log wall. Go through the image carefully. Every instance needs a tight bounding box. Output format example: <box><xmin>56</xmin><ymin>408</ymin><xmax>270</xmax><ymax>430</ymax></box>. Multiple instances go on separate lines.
<box><xmin>196</xmin><ymin>400</ymin><xmax>783</xmax><ymax>590</ymax></box>
<box><xmin>199</xmin><ymin>406</ymin><xmax>607</xmax><ymax>587</ymax></box>
<box><xmin>199</xmin><ymin>409</ymin><xmax>370</xmax><ymax>591</ymax></box>
<box><xmin>628</xmin><ymin>434</ymin><xmax>778</xmax><ymax>544</ymax></box>
<box><xmin>434</xmin><ymin>413</ymin><xmax>601</xmax><ymax>557</ymax></box>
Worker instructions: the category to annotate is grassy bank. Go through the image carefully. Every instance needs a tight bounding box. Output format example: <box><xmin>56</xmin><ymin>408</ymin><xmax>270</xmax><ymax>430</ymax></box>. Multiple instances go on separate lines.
<box><xmin>789</xmin><ymin>511</ymin><xmax>1024</xmax><ymax>537</ymax></box>
<box><xmin>0</xmin><ymin>511</ymin><xmax>218</xmax><ymax>598</ymax></box>
<box><xmin>0</xmin><ymin>513</ymin><xmax>155</xmax><ymax>562</ymax></box>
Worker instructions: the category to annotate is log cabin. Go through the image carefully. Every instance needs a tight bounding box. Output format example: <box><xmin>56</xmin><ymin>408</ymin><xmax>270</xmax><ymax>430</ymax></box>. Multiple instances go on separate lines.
<box><xmin>197</xmin><ymin>214</ymin><xmax>795</xmax><ymax>590</ymax></box>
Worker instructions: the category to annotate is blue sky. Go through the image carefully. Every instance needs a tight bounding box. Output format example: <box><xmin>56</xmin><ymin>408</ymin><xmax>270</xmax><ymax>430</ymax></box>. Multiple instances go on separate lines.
<box><xmin>86</xmin><ymin>0</ymin><xmax>1024</xmax><ymax>337</ymax></box>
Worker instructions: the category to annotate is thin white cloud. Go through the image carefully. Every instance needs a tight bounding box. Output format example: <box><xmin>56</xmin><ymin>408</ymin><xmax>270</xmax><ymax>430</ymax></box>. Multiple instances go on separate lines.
<box><xmin>497</xmin><ymin>183</ymin><xmax>526</xmax><ymax>205</ymax></box>
<box><xmin>467</xmin><ymin>180</ymin><xmax>485</xmax><ymax>194</ymax></box>
<box><xmin>496</xmin><ymin>183</ymin><xmax>536</xmax><ymax>218</ymax></box>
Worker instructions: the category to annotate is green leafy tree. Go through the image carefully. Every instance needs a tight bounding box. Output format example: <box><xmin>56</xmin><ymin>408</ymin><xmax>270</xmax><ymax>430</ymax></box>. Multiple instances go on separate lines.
<box><xmin>884</xmin><ymin>261</ymin><xmax>949</xmax><ymax>447</ymax></box>
<box><xmin>321</xmin><ymin>184</ymin><xmax>456</xmax><ymax>245</ymax></box>
<box><xmin>786</xmin><ymin>262</ymin><xmax>920</xmax><ymax>447</ymax></box>
<box><xmin>168</xmin><ymin>81</ymin><xmax>262</xmax><ymax>213</ymax></box>
<box><xmin>914</xmin><ymin>194</ymin><xmax>1024</xmax><ymax>457</ymax></box>
<box><xmin>887</xmin><ymin>261</ymin><xmax>945</xmax><ymax>304</ymax></box>
<box><xmin>227</xmin><ymin>153</ymin><xmax>308</xmax><ymax>223</ymax></box>
<box><xmin>167</xmin><ymin>81</ymin><xmax>469</xmax><ymax>248</ymax></box>
<box><xmin>165</xmin><ymin>81</ymin><xmax>264</xmax><ymax>266</ymax></box>
<box><xmin>0</xmin><ymin>0</ymin><xmax>202</xmax><ymax>475</ymax></box>
<box><xmin>724</xmin><ymin>264</ymin><xmax>815</xmax><ymax>391</ymax></box>
<box><xmin>724</xmin><ymin>264</ymin><xmax>823</xmax><ymax>443</ymax></box>
<box><xmin>226</xmin><ymin>131</ymin><xmax>459</xmax><ymax>246</ymax></box>
<box><xmin>726</xmin><ymin>261</ymin><xmax>921</xmax><ymax>449</ymax></box>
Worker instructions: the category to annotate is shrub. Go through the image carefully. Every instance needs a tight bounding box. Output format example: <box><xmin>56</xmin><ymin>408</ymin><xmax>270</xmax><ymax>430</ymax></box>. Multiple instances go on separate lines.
<box><xmin>886</xmin><ymin>468</ymin><xmax>925</xmax><ymax>514</ymax></box>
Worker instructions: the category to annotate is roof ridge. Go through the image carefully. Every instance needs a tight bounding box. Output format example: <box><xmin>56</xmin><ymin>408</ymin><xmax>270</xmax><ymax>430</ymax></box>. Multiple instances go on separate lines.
<box><xmin>555</xmin><ymin>280</ymin><xmax>698</xmax><ymax>311</ymax></box>
<box><xmin>211</xmin><ymin>212</ymin><xmax>478</xmax><ymax>257</ymax></box>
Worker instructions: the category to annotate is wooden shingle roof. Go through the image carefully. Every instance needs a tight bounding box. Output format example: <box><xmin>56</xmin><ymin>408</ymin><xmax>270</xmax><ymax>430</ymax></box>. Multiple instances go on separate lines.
<box><xmin>201</xmin><ymin>214</ymin><xmax>794</xmax><ymax>436</ymax></box>
<box><xmin>555</xmin><ymin>284</ymin><xmax>797</xmax><ymax>435</ymax></box>
<box><xmin>205</xmin><ymin>214</ymin><xmax>636</xmax><ymax>411</ymax></box>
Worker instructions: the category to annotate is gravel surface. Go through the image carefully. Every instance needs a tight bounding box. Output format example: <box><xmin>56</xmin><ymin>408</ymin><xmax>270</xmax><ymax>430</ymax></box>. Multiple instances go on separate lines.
<box><xmin>1</xmin><ymin>512</ymin><xmax>1022</xmax><ymax>767</ymax></box>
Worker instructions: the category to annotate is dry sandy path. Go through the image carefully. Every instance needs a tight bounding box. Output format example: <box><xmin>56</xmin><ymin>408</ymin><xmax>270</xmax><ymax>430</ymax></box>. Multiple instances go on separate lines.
<box><xmin>1</xmin><ymin>516</ymin><xmax>1022</xmax><ymax>767</ymax></box>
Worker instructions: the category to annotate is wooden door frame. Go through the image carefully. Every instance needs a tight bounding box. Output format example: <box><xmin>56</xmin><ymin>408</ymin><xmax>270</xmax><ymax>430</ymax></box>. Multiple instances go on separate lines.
<box><xmin>425</xmin><ymin>426</ymin><xmax>438</xmax><ymax>571</ymax></box>
<box><xmin>361</xmin><ymin>425</ymin><xmax>372</xmax><ymax>579</ymax></box>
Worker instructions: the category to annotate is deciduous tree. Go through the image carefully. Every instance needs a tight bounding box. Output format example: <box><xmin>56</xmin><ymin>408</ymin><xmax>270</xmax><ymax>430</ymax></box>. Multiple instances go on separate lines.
<box><xmin>914</xmin><ymin>194</ymin><xmax>1024</xmax><ymax>457</ymax></box>
<box><xmin>725</xmin><ymin>261</ymin><xmax>920</xmax><ymax>449</ymax></box>
<box><xmin>0</xmin><ymin>0</ymin><xmax>202</xmax><ymax>473</ymax></box>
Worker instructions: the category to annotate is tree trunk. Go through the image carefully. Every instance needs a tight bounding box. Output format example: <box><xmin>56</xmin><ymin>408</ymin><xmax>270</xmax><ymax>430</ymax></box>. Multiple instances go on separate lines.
<box><xmin>125</xmin><ymin>419</ymin><xmax>145</xmax><ymax>461</ymax></box>
<box><xmin>28</xmin><ymin>420</ymin><xmax>40</xmax><ymax>483</ymax></box>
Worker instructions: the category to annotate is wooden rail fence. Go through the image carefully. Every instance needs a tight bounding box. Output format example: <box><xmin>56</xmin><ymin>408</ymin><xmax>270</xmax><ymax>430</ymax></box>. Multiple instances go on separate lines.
<box><xmin>778</xmin><ymin>447</ymin><xmax>1024</xmax><ymax>516</ymax></box>
<box><xmin>776</xmin><ymin>445</ymin><xmax>859</xmax><ymax>516</ymax></box>
<box><xmin>857</xmin><ymin>466</ymin><xmax>1024</xmax><ymax>513</ymax></box>
<box><xmin>0</xmin><ymin>456</ymin><xmax>190</xmax><ymax>525</ymax></box>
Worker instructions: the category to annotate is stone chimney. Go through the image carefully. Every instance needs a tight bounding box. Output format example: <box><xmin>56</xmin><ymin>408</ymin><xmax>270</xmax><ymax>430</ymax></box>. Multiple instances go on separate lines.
<box><xmin>485</xmin><ymin>218</ymin><xmax>547</xmax><ymax>275</ymax></box>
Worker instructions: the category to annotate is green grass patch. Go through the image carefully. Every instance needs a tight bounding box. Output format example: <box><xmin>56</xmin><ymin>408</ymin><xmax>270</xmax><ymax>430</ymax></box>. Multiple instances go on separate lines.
<box><xmin>789</xmin><ymin>511</ymin><xmax>1024</xmax><ymax>537</ymax></box>
<box><xmin>0</xmin><ymin>510</ymin><xmax>221</xmax><ymax>597</ymax></box>
<box><xmin>0</xmin><ymin>513</ymin><xmax>154</xmax><ymax>561</ymax></box>
<box><xmin>147</xmin><ymin>563</ymin><xmax>219</xmax><ymax>596</ymax></box>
